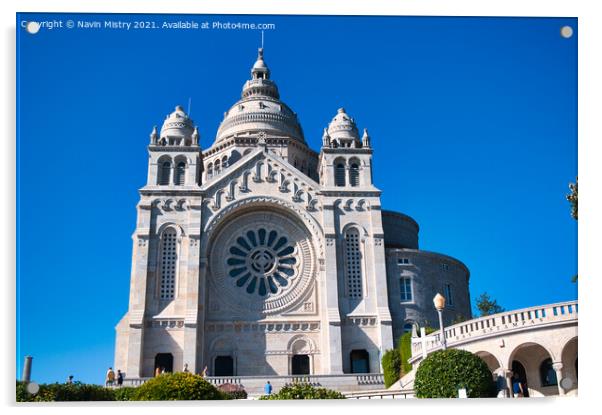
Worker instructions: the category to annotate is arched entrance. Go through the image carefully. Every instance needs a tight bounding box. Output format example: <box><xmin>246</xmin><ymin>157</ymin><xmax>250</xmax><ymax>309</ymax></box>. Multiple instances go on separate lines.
<box><xmin>214</xmin><ymin>356</ymin><xmax>234</xmax><ymax>376</ymax></box>
<box><xmin>509</xmin><ymin>343</ymin><xmax>556</xmax><ymax>396</ymax></box>
<box><xmin>154</xmin><ymin>353</ymin><xmax>173</xmax><ymax>375</ymax></box>
<box><xmin>350</xmin><ymin>350</ymin><xmax>370</xmax><ymax>373</ymax></box>
<box><xmin>512</xmin><ymin>360</ymin><xmax>530</xmax><ymax>397</ymax></box>
<box><xmin>291</xmin><ymin>355</ymin><xmax>310</xmax><ymax>375</ymax></box>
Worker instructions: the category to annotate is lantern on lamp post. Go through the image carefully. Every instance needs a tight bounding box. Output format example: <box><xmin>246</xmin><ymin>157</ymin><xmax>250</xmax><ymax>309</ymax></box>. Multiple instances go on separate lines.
<box><xmin>433</xmin><ymin>293</ymin><xmax>447</xmax><ymax>350</ymax></box>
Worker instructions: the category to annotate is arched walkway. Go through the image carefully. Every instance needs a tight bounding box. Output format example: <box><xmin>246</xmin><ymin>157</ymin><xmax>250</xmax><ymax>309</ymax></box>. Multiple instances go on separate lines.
<box><xmin>560</xmin><ymin>337</ymin><xmax>578</xmax><ymax>394</ymax></box>
<box><xmin>508</xmin><ymin>343</ymin><xmax>557</xmax><ymax>397</ymax></box>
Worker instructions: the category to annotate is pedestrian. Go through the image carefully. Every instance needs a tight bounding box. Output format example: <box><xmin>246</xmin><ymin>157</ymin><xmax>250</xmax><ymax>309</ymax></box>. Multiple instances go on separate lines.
<box><xmin>183</xmin><ymin>363</ymin><xmax>189</xmax><ymax>373</ymax></box>
<box><xmin>512</xmin><ymin>373</ymin><xmax>524</xmax><ymax>397</ymax></box>
<box><xmin>264</xmin><ymin>381</ymin><xmax>272</xmax><ymax>396</ymax></box>
<box><xmin>106</xmin><ymin>367</ymin><xmax>115</xmax><ymax>387</ymax></box>
<box><xmin>201</xmin><ymin>366</ymin><xmax>208</xmax><ymax>377</ymax></box>
<box><xmin>154</xmin><ymin>366</ymin><xmax>161</xmax><ymax>377</ymax></box>
<box><xmin>117</xmin><ymin>369</ymin><xmax>124</xmax><ymax>387</ymax></box>
<box><xmin>66</xmin><ymin>375</ymin><xmax>74</xmax><ymax>384</ymax></box>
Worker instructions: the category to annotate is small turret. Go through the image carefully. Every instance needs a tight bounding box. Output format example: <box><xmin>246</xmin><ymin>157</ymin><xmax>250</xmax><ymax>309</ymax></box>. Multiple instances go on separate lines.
<box><xmin>322</xmin><ymin>128</ymin><xmax>331</xmax><ymax>148</ymax></box>
<box><xmin>150</xmin><ymin>125</ymin><xmax>158</xmax><ymax>145</ymax></box>
<box><xmin>362</xmin><ymin>128</ymin><xmax>371</xmax><ymax>148</ymax></box>
<box><xmin>192</xmin><ymin>126</ymin><xmax>199</xmax><ymax>146</ymax></box>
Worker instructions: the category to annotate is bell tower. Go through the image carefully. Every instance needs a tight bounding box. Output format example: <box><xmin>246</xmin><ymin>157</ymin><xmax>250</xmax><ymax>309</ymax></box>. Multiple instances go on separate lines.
<box><xmin>116</xmin><ymin>105</ymin><xmax>205</xmax><ymax>378</ymax></box>
<box><xmin>318</xmin><ymin>108</ymin><xmax>393</xmax><ymax>373</ymax></box>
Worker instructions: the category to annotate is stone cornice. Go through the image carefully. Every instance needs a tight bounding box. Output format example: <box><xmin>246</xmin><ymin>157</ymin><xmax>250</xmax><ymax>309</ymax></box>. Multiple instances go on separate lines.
<box><xmin>317</xmin><ymin>190</ymin><xmax>382</xmax><ymax>197</ymax></box>
<box><xmin>148</xmin><ymin>145</ymin><xmax>201</xmax><ymax>153</ymax></box>
<box><xmin>139</xmin><ymin>188</ymin><xmax>205</xmax><ymax>197</ymax></box>
<box><xmin>320</xmin><ymin>147</ymin><xmax>373</xmax><ymax>155</ymax></box>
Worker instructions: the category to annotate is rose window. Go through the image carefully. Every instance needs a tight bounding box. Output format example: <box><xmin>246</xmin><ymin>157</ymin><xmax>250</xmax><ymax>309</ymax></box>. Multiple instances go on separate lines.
<box><xmin>227</xmin><ymin>228</ymin><xmax>297</xmax><ymax>296</ymax></box>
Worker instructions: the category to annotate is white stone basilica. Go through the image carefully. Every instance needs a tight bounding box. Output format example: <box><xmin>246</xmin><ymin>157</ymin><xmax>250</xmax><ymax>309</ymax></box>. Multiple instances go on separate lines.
<box><xmin>114</xmin><ymin>49</ymin><xmax>472</xmax><ymax>379</ymax></box>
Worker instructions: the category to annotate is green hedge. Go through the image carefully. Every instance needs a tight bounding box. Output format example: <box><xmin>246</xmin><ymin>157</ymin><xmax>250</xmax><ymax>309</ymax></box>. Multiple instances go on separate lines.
<box><xmin>16</xmin><ymin>381</ymin><xmax>115</xmax><ymax>402</ymax></box>
<box><xmin>131</xmin><ymin>372</ymin><xmax>226</xmax><ymax>401</ymax></box>
<box><xmin>414</xmin><ymin>349</ymin><xmax>495</xmax><ymax>398</ymax></box>
<box><xmin>398</xmin><ymin>332</ymin><xmax>413</xmax><ymax>375</ymax></box>
<box><xmin>399</xmin><ymin>327</ymin><xmax>436</xmax><ymax>375</ymax></box>
<box><xmin>113</xmin><ymin>386</ymin><xmax>138</xmax><ymax>401</ymax></box>
<box><xmin>17</xmin><ymin>373</ymin><xmax>228</xmax><ymax>402</ymax></box>
<box><xmin>382</xmin><ymin>349</ymin><xmax>402</xmax><ymax>388</ymax></box>
<box><xmin>258</xmin><ymin>383</ymin><xmax>345</xmax><ymax>400</ymax></box>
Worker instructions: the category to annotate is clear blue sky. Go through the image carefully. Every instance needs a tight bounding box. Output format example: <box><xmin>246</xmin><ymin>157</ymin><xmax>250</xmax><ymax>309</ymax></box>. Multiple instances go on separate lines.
<box><xmin>16</xmin><ymin>13</ymin><xmax>577</xmax><ymax>385</ymax></box>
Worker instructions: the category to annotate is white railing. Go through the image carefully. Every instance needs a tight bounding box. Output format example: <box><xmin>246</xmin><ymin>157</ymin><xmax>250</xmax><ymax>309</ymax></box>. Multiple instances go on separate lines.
<box><xmin>124</xmin><ymin>373</ymin><xmax>384</xmax><ymax>388</ymax></box>
<box><xmin>411</xmin><ymin>300</ymin><xmax>578</xmax><ymax>361</ymax></box>
<box><xmin>345</xmin><ymin>389</ymin><xmax>415</xmax><ymax>399</ymax></box>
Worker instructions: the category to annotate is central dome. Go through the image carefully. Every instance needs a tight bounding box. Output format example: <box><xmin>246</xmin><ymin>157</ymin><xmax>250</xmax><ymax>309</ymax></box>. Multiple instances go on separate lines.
<box><xmin>214</xmin><ymin>48</ymin><xmax>305</xmax><ymax>145</ymax></box>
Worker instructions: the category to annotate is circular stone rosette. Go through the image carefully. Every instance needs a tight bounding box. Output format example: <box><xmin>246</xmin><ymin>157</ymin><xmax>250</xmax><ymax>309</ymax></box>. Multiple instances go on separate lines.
<box><xmin>209</xmin><ymin>211</ymin><xmax>315</xmax><ymax>314</ymax></box>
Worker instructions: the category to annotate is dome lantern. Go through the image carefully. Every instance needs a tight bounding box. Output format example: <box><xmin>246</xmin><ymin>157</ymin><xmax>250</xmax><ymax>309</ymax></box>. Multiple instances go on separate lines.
<box><xmin>327</xmin><ymin>108</ymin><xmax>361</xmax><ymax>148</ymax></box>
<box><xmin>159</xmin><ymin>105</ymin><xmax>195</xmax><ymax>146</ymax></box>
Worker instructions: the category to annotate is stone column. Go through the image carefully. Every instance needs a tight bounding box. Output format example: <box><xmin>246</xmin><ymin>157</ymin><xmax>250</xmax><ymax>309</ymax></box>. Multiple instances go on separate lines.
<box><xmin>368</xmin><ymin>205</ymin><xmax>394</xmax><ymax>362</ymax></box>
<box><xmin>553</xmin><ymin>362</ymin><xmax>566</xmax><ymax>396</ymax></box>
<box><xmin>182</xmin><ymin>236</ymin><xmax>201</xmax><ymax>373</ymax></box>
<box><xmin>22</xmin><ymin>356</ymin><xmax>33</xmax><ymax>382</ymax></box>
<box><xmin>320</xmin><ymin>203</ymin><xmax>343</xmax><ymax>374</ymax></box>
<box><xmin>323</xmin><ymin>235</ymin><xmax>344</xmax><ymax>374</ymax></box>
<box><xmin>494</xmin><ymin>368</ymin><xmax>513</xmax><ymax>398</ymax></box>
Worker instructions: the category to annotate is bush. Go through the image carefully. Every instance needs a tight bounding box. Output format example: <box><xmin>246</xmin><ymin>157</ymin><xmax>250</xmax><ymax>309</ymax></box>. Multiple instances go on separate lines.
<box><xmin>259</xmin><ymin>383</ymin><xmax>345</xmax><ymax>400</ymax></box>
<box><xmin>16</xmin><ymin>381</ymin><xmax>116</xmax><ymax>402</ymax></box>
<box><xmin>216</xmin><ymin>383</ymin><xmax>247</xmax><ymax>400</ymax></box>
<box><xmin>113</xmin><ymin>386</ymin><xmax>138</xmax><ymax>401</ymax></box>
<box><xmin>131</xmin><ymin>372</ymin><xmax>225</xmax><ymax>401</ymax></box>
<box><xmin>382</xmin><ymin>349</ymin><xmax>402</xmax><ymax>388</ymax></box>
<box><xmin>414</xmin><ymin>349</ymin><xmax>495</xmax><ymax>398</ymax></box>
<box><xmin>16</xmin><ymin>381</ymin><xmax>32</xmax><ymax>402</ymax></box>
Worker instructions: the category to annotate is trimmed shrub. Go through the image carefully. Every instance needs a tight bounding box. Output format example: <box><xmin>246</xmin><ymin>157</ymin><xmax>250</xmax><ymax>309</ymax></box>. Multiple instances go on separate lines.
<box><xmin>217</xmin><ymin>383</ymin><xmax>247</xmax><ymax>400</ymax></box>
<box><xmin>132</xmin><ymin>372</ymin><xmax>225</xmax><ymax>401</ymax></box>
<box><xmin>17</xmin><ymin>381</ymin><xmax>116</xmax><ymax>402</ymax></box>
<box><xmin>382</xmin><ymin>349</ymin><xmax>402</xmax><ymax>388</ymax></box>
<box><xmin>259</xmin><ymin>383</ymin><xmax>345</xmax><ymax>400</ymax></box>
<box><xmin>113</xmin><ymin>386</ymin><xmax>138</xmax><ymax>401</ymax></box>
<box><xmin>414</xmin><ymin>349</ymin><xmax>495</xmax><ymax>398</ymax></box>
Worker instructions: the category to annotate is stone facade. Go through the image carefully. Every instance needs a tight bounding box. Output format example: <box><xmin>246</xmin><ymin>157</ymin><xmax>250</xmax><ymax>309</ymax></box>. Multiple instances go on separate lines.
<box><xmin>114</xmin><ymin>48</ymin><xmax>472</xmax><ymax>379</ymax></box>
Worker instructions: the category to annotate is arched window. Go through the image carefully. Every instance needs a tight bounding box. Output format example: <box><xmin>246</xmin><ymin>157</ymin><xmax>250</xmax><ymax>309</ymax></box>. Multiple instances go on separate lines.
<box><xmin>207</xmin><ymin>163</ymin><xmax>213</xmax><ymax>178</ymax></box>
<box><xmin>174</xmin><ymin>162</ymin><xmax>186</xmax><ymax>186</ymax></box>
<box><xmin>349</xmin><ymin>162</ymin><xmax>360</xmax><ymax>187</ymax></box>
<box><xmin>539</xmin><ymin>358</ymin><xmax>558</xmax><ymax>387</ymax></box>
<box><xmin>214</xmin><ymin>159</ymin><xmax>221</xmax><ymax>175</ymax></box>
<box><xmin>159</xmin><ymin>228</ymin><xmax>178</xmax><ymax>300</ymax></box>
<box><xmin>222</xmin><ymin>155</ymin><xmax>228</xmax><ymax>168</ymax></box>
<box><xmin>344</xmin><ymin>228</ymin><xmax>363</xmax><ymax>298</ymax></box>
<box><xmin>159</xmin><ymin>160</ymin><xmax>171</xmax><ymax>185</ymax></box>
<box><xmin>335</xmin><ymin>160</ymin><xmax>346</xmax><ymax>187</ymax></box>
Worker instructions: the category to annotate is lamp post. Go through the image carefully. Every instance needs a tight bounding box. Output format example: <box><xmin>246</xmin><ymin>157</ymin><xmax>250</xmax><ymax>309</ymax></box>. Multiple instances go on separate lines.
<box><xmin>433</xmin><ymin>293</ymin><xmax>447</xmax><ymax>350</ymax></box>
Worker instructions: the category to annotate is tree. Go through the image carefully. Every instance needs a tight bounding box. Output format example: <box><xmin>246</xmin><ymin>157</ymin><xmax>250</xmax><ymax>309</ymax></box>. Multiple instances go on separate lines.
<box><xmin>567</xmin><ymin>177</ymin><xmax>578</xmax><ymax>220</ymax></box>
<box><xmin>567</xmin><ymin>177</ymin><xmax>578</xmax><ymax>283</ymax></box>
<box><xmin>475</xmin><ymin>292</ymin><xmax>504</xmax><ymax>317</ymax></box>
